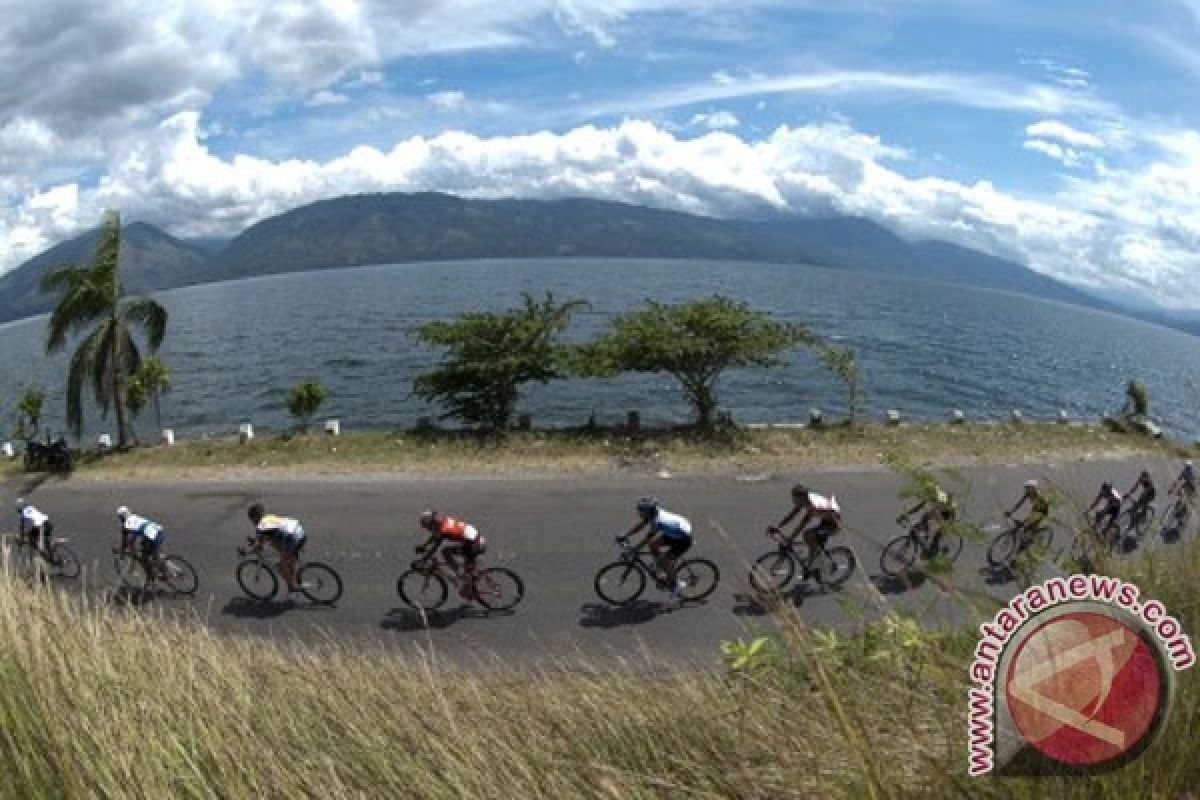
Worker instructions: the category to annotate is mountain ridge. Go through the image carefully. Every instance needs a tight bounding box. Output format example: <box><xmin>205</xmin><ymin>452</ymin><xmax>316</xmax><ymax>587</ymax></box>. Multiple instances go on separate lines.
<box><xmin>0</xmin><ymin>191</ymin><xmax>1180</xmax><ymax>334</ymax></box>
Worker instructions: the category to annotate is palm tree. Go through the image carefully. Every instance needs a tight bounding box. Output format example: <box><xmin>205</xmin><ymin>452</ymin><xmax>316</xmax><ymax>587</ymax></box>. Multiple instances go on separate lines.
<box><xmin>40</xmin><ymin>212</ymin><xmax>168</xmax><ymax>449</ymax></box>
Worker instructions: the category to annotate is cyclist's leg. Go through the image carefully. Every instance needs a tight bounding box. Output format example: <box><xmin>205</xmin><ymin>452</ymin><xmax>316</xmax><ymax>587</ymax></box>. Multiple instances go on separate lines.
<box><xmin>278</xmin><ymin>537</ymin><xmax>300</xmax><ymax>592</ymax></box>
<box><xmin>662</xmin><ymin>535</ymin><xmax>691</xmax><ymax>584</ymax></box>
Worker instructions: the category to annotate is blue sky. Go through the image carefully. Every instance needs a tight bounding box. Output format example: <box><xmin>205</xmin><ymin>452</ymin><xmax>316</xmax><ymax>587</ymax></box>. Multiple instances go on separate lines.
<box><xmin>2</xmin><ymin>0</ymin><xmax>1200</xmax><ymax>306</ymax></box>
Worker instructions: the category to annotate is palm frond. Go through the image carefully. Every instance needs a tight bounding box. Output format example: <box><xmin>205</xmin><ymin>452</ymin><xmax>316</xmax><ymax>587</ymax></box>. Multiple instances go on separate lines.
<box><xmin>121</xmin><ymin>296</ymin><xmax>168</xmax><ymax>350</ymax></box>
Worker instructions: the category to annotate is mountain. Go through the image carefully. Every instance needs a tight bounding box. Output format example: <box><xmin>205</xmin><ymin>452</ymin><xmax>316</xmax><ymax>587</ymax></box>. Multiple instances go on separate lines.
<box><xmin>0</xmin><ymin>191</ymin><xmax>1175</xmax><ymax>329</ymax></box>
<box><xmin>0</xmin><ymin>222</ymin><xmax>211</xmax><ymax>322</ymax></box>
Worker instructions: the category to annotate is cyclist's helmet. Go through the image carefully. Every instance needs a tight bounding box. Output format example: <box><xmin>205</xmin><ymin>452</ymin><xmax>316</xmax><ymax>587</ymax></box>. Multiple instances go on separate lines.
<box><xmin>1101</xmin><ymin>481</ymin><xmax>1112</xmax><ymax>492</ymax></box>
<box><xmin>1186</xmin><ymin>460</ymin><xmax>1194</xmax><ymax>468</ymax></box>
<box><xmin>419</xmin><ymin>509</ymin><xmax>438</xmax><ymax>531</ymax></box>
<box><xmin>790</xmin><ymin>484</ymin><xmax>809</xmax><ymax>504</ymax></box>
<box><xmin>636</xmin><ymin>496</ymin><xmax>659</xmax><ymax>518</ymax></box>
<box><xmin>14</xmin><ymin>497</ymin><xmax>26</xmax><ymax>511</ymax></box>
<box><xmin>247</xmin><ymin>503</ymin><xmax>265</xmax><ymax>523</ymax></box>
<box><xmin>115</xmin><ymin>505</ymin><xmax>130</xmax><ymax>519</ymax></box>
<box><xmin>1024</xmin><ymin>479</ymin><xmax>1039</xmax><ymax>492</ymax></box>
<box><xmin>1140</xmin><ymin>469</ymin><xmax>1152</xmax><ymax>482</ymax></box>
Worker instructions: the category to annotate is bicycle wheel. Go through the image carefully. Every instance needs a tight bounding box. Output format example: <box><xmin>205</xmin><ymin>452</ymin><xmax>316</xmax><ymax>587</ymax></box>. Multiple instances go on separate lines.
<box><xmin>1132</xmin><ymin>505</ymin><xmax>1155</xmax><ymax>538</ymax></box>
<box><xmin>749</xmin><ymin>550</ymin><xmax>795</xmax><ymax>593</ymax></box>
<box><xmin>594</xmin><ymin>561</ymin><xmax>647</xmax><ymax>605</ymax></box>
<box><xmin>932</xmin><ymin>532</ymin><xmax>965</xmax><ymax>565</ymax></box>
<box><xmin>114</xmin><ymin>551</ymin><xmax>149</xmax><ymax>591</ymax></box>
<box><xmin>675</xmin><ymin>558</ymin><xmax>719</xmax><ymax>602</ymax></box>
<box><xmin>986</xmin><ymin>529</ymin><xmax>1019</xmax><ymax>568</ymax></box>
<box><xmin>47</xmin><ymin>542</ymin><xmax>81</xmax><ymax>580</ymax></box>
<box><xmin>6</xmin><ymin>541</ymin><xmax>36</xmax><ymax>578</ymax></box>
<box><xmin>879</xmin><ymin>535</ymin><xmax>917</xmax><ymax>577</ymax></box>
<box><xmin>473</xmin><ymin>567</ymin><xmax>524</xmax><ymax>611</ymax></box>
<box><xmin>815</xmin><ymin>546</ymin><xmax>856</xmax><ymax>589</ymax></box>
<box><xmin>236</xmin><ymin>558</ymin><xmax>278</xmax><ymax>601</ymax></box>
<box><xmin>161</xmin><ymin>556</ymin><xmax>199</xmax><ymax>595</ymax></box>
<box><xmin>298</xmin><ymin>562</ymin><xmax>342</xmax><ymax>605</ymax></box>
<box><xmin>397</xmin><ymin>568</ymin><xmax>448</xmax><ymax>611</ymax></box>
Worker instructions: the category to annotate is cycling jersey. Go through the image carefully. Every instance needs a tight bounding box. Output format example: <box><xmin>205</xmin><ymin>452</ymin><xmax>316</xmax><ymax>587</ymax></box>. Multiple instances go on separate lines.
<box><xmin>1097</xmin><ymin>487</ymin><xmax>1121</xmax><ymax>510</ymax></box>
<box><xmin>257</xmin><ymin>514</ymin><xmax>305</xmax><ymax>540</ymax></box>
<box><xmin>123</xmin><ymin>513</ymin><xmax>163</xmax><ymax>542</ymax></box>
<box><xmin>807</xmin><ymin>492</ymin><xmax>842</xmax><ymax>516</ymax></box>
<box><xmin>650</xmin><ymin>509</ymin><xmax>692</xmax><ymax>540</ymax></box>
<box><xmin>1027</xmin><ymin>492</ymin><xmax>1050</xmax><ymax>516</ymax></box>
<box><xmin>19</xmin><ymin>506</ymin><xmax>49</xmax><ymax>533</ymax></box>
<box><xmin>1180</xmin><ymin>466</ymin><xmax>1196</xmax><ymax>493</ymax></box>
<box><xmin>434</xmin><ymin>516</ymin><xmax>480</xmax><ymax>542</ymax></box>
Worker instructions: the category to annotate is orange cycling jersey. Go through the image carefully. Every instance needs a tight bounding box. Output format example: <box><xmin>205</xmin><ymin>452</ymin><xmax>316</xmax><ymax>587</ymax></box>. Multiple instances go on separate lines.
<box><xmin>436</xmin><ymin>516</ymin><xmax>479</xmax><ymax>541</ymax></box>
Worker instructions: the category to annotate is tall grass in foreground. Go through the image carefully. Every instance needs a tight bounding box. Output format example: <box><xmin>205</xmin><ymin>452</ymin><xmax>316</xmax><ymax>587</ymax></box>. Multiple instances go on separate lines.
<box><xmin>0</xmin><ymin>542</ymin><xmax>1196</xmax><ymax>799</ymax></box>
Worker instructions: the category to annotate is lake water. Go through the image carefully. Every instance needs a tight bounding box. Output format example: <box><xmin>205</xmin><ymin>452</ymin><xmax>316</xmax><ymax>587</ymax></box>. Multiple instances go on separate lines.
<box><xmin>2</xmin><ymin>258</ymin><xmax>1199</xmax><ymax>442</ymax></box>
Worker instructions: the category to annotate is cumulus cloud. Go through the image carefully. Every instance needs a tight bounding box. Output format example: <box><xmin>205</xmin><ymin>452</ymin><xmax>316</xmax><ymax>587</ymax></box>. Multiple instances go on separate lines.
<box><xmin>4</xmin><ymin>113</ymin><xmax>1200</xmax><ymax>307</ymax></box>
<box><xmin>1023</xmin><ymin>139</ymin><xmax>1084</xmax><ymax>167</ymax></box>
<box><xmin>427</xmin><ymin>90</ymin><xmax>468</xmax><ymax>112</ymax></box>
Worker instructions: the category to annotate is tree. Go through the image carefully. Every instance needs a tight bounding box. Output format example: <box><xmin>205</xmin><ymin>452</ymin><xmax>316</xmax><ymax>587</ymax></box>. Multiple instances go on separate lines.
<box><xmin>40</xmin><ymin>212</ymin><xmax>168</xmax><ymax>448</ymax></box>
<box><xmin>287</xmin><ymin>377</ymin><xmax>326</xmax><ymax>432</ymax></box>
<box><xmin>130</xmin><ymin>355</ymin><xmax>171</xmax><ymax>431</ymax></box>
<box><xmin>16</xmin><ymin>386</ymin><xmax>46</xmax><ymax>439</ymax></box>
<box><xmin>583</xmin><ymin>295</ymin><xmax>813</xmax><ymax>429</ymax></box>
<box><xmin>412</xmin><ymin>292</ymin><xmax>588</xmax><ymax>431</ymax></box>
<box><xmin>818</xmin><ymin>345</ymin><xmax>863</xmax><ymax>425</ymax></box>
<box><xmin>1124</xmin><ymin>380</ymin><xmax>1149</xmax><ymax>417</ymax></box>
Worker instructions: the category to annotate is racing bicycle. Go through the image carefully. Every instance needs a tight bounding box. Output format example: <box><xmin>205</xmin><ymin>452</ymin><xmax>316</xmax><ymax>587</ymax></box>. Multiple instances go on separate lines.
<box><xmin>397</xmin><ymin>547</ymin><xmax>524</xmax><ymax>612</ymax></box>
<box><xmin>6</xmin><ymin>531</ymin><xmax>80</xmax><ymax>580</ymax></box>
<box><xmin>594</xmin><ymin>536</ymin><xmax>719</xmax><ymax>605</ymax></box>
<box><xmin>879</xmin><ymin>514</ymin><xmax>964</xmax><ymax>576</ymax></box>
<box><xmin>236</xmin><ymin>540</ymin><xmax>342</xmax><ymax>605</ymax></box>
<box><xmin>749</xmin><ymin>526</ymin><xmax>855</xmax><ymax>594</ymax></box>
<box><xmin>113</xmin><ymin>547</ymin><xmax>199</xmax><ymax>595</ymax></box>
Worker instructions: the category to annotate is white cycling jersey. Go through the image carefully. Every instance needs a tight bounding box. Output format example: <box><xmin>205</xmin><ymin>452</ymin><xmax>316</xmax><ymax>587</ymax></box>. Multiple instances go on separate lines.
<box><xmin>123</xmin><ymin>513</ymin><xmax>163</xmax><ymax>541</ymax></box>
<box><xmin>19</xmin><ymin>506</ymin><xmax>49</xmax><ymax>531</ymax></box>
<box><xmin>808</xmin><ymin>492</ymin><xmax>841</xmax><ymax>515</ymax></box>
<box><xmin>652</xmin><ymin>508</ymin><xmax>693</xmax><ymax>539</ymax></box>
<box><xmin>257</xmin><ymin>514</ymin><xmax>305</xmax><ymax>539</ymax></box>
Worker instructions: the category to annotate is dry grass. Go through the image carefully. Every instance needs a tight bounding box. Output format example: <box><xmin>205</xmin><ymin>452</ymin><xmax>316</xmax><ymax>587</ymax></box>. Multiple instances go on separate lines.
<box><xmin>0</xmin><ymin>534</ymin><xmax>1196</xmax><ymax>799</ymax></box>
<box><xmin>29</xmin><ymin>422</ymin><xmax>1186</xmax><ymax>482</ymax></box>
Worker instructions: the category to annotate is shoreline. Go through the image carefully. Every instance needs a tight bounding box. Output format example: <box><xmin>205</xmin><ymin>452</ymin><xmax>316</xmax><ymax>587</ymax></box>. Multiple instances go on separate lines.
<box><xmin>11</xmin><ymin>421</ymin><xmax>1187</xmax><ymax>484</ymax></box>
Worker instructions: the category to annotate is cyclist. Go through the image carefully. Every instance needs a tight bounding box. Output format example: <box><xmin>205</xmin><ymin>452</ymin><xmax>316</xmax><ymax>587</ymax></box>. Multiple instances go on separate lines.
<box><xmin>1168</xmin><ymin>460</ymin><xmax>1195</xmax><ymax>499</ymax></box>
<box><xmin>1124</xmin><ymin>469</ymin><xmax>1156</xmax><ymax>527</ymax></box>
<box><xmin>14</xmin><ymin>497</ymin><xmax>53</xmax><ymax>555</ymax></box>
<box><xmin>417</xmin><ymin>510</ymin><xmax>487</xmax><ymax>598</ymax></box>
<box><xmin>116</xmin><ymin>506</ymin><xmax>166</xmax><ymax>573</ymax></box>
<box><xmin>1004</xmin><ymin>479</ymin><xmax>1050</xmax><ymax>550</ymax></box>
<box><xmin>621</xmin><ymin>497</ymin><xmax>692</xmax><ymax>600</ymax></box>
<box><xmin>771</xmin><ymin>484</ymin><xmax>842</xmax><ymax>575</ymax></box>
<box><xmin>247</xmin><ymin>504</ymin><xmax>306</xmax><ymax>595</ymax></box>
<box><xmin>1086</xmin><ymin>481</ymin><xmax>1123</xmax><ymax>542</ymax></box>
<box><xmin>896</xmin><ymin>481</ymin><xmax>956</xmax><ymax>556</ymax></box>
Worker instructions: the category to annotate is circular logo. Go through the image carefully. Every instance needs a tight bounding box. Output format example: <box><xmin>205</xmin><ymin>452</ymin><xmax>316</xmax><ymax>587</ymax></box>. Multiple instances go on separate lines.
<box><xmin>1005</xmin><ymin>610</ymin><xmax>1167</xmax><ymax>766</ymax></box>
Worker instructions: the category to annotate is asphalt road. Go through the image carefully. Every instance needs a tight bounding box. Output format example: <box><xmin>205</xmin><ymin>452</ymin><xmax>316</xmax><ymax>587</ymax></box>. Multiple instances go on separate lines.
<box><xmin>2</xmin><ymin>455</ymin><xmax>1190</xmax><ymax>665</ymax></box>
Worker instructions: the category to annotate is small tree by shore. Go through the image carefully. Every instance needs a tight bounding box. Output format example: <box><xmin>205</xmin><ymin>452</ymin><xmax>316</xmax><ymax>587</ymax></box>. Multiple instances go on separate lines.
<box><xmin>16</xmin><ymin>386</ymin><xmax>46</xmax><ymax>440</ymax></box>
<box><xmin>817</xmin><ymin>345</ymin><xmax>863</xmax><ymax>426</ymax></box>
<box><xmin>581</xmin><ymin>295</ymin><xmax>813</xmax><ymax>430</ymax></box>
<box><xmin>412</xmin><ymin>292</ymin><xmax>587</xmax><ymax>432</ymax></box>
<box><xmin>287</xmin><ymin>378</ymin><xmax>326</xmax><ymax>432</ymax></box>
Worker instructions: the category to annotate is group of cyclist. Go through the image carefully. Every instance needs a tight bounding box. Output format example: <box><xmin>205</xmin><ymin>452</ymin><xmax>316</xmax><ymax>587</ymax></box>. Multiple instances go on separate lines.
<box><xmin>10</xmin><ymin>459</ymin><xmax>1196</xmax><ymax>600</ymax></box>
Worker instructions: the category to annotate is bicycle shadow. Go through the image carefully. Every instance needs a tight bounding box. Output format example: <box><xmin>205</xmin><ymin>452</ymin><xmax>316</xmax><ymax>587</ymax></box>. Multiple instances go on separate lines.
<box><xmin>869</xmin><ymin>571</ymin><xmax>928</xmax><ymax>596</ymax></box>
<box><xmin>105</xmin><ymin>585</ymin><xmax>186</xmax><ymax>608</ymax></box>
<box><xmin>219</xmin><ymin>596</ymin><xmax>336</xmax><ymax>619</ymax></box>
<box><xmin>578</xmin><ymin>600</ymin><xmax>676</xmax><ymax>628</ymax></box>
<box><xmin>380</xmin><ymin>605</ymin><xmax>502</xmax><ymax>632</ymax></box>
<box><xmin>731</xmin><ymin>582</ymin><xmax>837</xmax><ymax>616</ymax></box>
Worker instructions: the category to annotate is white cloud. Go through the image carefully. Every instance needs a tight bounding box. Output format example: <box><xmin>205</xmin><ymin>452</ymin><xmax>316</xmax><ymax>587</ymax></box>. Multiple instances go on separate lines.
<box><xmin>690</xmin><ymin>110</ymin><xmax>739</xmax><ymax>129</ymax></box>
<box><xmin>1026</xmin><ymin>120</ymin><xmax>1105</xmax><ymax>148</ymax></box>
<box><xmin>1023</xmin><ymin>139</ymin><xmax>1083</xmax><ymax>167</ymax></box>
<box><xmin>307</xmin><ymin>90</ymin><xmax>349</xmax><ymax>107</ymax></box>
<box><xmin>5</xmin><ymin>112</ymin><xmax>1199</xmax><ymax>306</ymax></box>
<box><xmin>427</xmin><ymin>90</ymin><xmax>468</xmax><ymax>112</ymax></box>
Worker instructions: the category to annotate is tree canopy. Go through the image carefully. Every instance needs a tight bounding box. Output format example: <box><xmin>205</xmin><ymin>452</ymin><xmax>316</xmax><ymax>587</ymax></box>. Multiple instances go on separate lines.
<box><xmin>581</xmin><ymin>295</ymin><xmax>813</xmax><ymax>428</ymax></box>
<box><xmin>412</xmin><ymin>292</ymin><xmax>587</xmax><ymax>431</ymax></box>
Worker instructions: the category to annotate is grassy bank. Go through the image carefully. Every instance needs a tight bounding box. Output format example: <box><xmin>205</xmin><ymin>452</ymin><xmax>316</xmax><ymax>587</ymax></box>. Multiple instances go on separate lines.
<box><xmin>34</xmin><ymin>422</ymin><xmax>1188</xmax><ymax>481</ymax></box>
<box><xmin>0</xmin><ymin>536</ymin><xmax>1196</xmax><ymax>798</ymax></box>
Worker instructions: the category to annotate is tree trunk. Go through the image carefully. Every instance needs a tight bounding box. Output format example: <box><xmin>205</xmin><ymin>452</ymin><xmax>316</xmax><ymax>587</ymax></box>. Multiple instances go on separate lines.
<box><xmin>111</xmin><ymin>329</ymin><xmax>131</xmax><ymax>449</ymax></box>
<box><xmin>154</xmin><ymin>393</ymin><xmax>162</xmax><ymax>432</ymax></box>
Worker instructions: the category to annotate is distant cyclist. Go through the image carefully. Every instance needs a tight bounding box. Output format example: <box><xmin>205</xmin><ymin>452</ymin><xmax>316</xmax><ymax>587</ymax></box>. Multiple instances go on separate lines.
<box><xmin>896</xmin><ymin>481</ymin><xmax>956</xmax><ymax>555</ymax></box>
<box><xmin>621</xmin><ymin>497</ymin><xmax>692</xmax><ymax>600</ymax></box>
<box><xmin>1168</xmin><ymin>460</ymin><xmax>1195</xmax><ymax>499</ymax></box>
<box><xmin>771</xmin><ymin>484</ymin><xmax>842</xmax><ymax>573</ymax></box>
<box><xmin>1086</xmin><ymin>481</ymin><xmax>1123</xmax><ymax>540</ymax></box>
<box><xmin>247</xmin><ymin>504</ymin><xmax>306</xmax><ymax>595</ymax></box>
<box><xmin>15</xmin><ymin>497</ymin><xmax>53</xmax><ymax>555</ymax></box>
<box><xmin>117</xmin><ymin>506</ymin><xmax>166</xmax><ymax>571</ymax></box>
<box><xmin>1124</xmin><ymin>469</ymin><xmax>1156</xmax><ymax>525</ymax></box>
<box><xmin>1005</xmin><ymin>479</ymin><xmax>1050</xmax><ymax>548</ymax></box>
<box><xmin>417</xmin><ymin>510</ymin><xmax>487</xmax><ymax>598</ymax></box>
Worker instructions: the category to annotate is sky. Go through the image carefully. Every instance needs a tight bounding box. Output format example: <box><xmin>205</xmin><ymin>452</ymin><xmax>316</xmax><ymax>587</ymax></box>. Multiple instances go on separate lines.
<box><xmin>2</xmin><ymin>1</ymin><xmax>1200</xmax><ymax>308</ymax></box>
